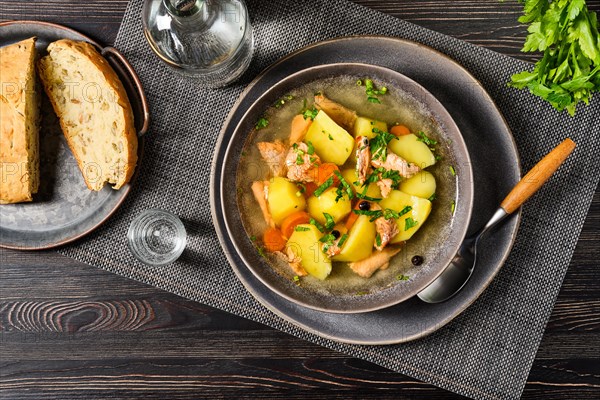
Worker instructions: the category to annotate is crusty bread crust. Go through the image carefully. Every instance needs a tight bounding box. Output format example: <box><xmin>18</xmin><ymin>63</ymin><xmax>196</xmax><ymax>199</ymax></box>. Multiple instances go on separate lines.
<box><xmin>0</xmin><ymin>37</ymin><xmax>39</xmax><ymax>204</ymax></box>
<box><xmin>37</xmin><ymin>39</ymin><xmax>137</xmax><ymax>191</ymax></box>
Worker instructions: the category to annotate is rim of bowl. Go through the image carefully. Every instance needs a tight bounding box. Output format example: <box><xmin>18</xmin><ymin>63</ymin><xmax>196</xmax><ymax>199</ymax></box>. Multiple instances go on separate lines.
<box><xmin>220</xmin><ymin>62</ymin><xmax>474</xmax><ymax>313</ymax></box>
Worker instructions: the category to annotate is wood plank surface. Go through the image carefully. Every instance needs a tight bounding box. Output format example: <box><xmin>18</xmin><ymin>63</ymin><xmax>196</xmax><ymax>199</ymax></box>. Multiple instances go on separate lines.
<box><xmin>1</xmin><ymin>1</ymin><xmax>599</xmax><ymax>399</ymax></box>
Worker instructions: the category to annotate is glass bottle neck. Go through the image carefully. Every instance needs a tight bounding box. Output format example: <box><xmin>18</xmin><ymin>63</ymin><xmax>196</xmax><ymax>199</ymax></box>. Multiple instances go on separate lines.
<box><xmin>163</xmin><ymin>0</ymin><xmax>205</xmax><ymax>18</ymax></box>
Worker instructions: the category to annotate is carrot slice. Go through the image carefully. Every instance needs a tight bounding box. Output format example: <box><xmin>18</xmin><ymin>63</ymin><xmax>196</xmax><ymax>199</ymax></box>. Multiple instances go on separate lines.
<box><xmin>345</xmin><ymin>202</ymin><xmax>363</xmax><ymax>231</ymax></box>
<box><xmin>280</xmin><ymin>211</ymin><xmax>311</xmax><ymax>239</ymax></box>
<box><xmin>263</xmin><ymin>228</ymin><xmax>287</xmax><ymax>252</ymax></box>
<box><xmin>314</xmin><ymin>162</ymin><xmax>340</xmax><ymax>186</ymax></box>
<box><xmin>303</xmin><ymin>182</ymin><xmax>318</xmax><ymax>198</ymax></box>
<box><xmin>390</xmin><ymin>124</ymin><xmax>411</xmax><ymax>136</ymax></box>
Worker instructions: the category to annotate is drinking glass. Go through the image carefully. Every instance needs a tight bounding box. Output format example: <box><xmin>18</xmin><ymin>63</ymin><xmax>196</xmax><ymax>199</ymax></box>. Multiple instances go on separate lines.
<box><xmin>127</xmin><ymin>209</ymin><xmax>187</xmax><ymax>266</ymax></box>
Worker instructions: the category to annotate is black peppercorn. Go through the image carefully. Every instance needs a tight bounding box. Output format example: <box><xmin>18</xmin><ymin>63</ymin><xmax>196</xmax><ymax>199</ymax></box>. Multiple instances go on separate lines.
<box><xmin>358</xmin><ymin>201</ymin><xmax>370</xmax><ymax>211</ymax></box>
<box><xmin>331</xmin><ymin>230</ymin><xmax>341</xmax><ymax>239</ymax></box>
<box><xmin>411</xmin><ymin>255</ymin><xmax>424</xmax><ymax>266</ymax></box>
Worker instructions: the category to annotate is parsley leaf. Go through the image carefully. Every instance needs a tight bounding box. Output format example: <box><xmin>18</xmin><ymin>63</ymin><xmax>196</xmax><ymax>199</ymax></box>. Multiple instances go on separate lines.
<box><xmin>255</xmin><ymin>117</ymin><xmax>269</xmax><ymax>130</ymax></box>
<box><xmin>313</xmin><ymin>176</ymin><xmax>334</xmax><ymax>197</ymax></box>
<box><xmin>404</xmin><ymin>217</ymin><xmax>419</xmax><ymax>231</ymax></box>
<box><xmin>370</xmin><ymin>128</ymin><xmax>397</xmax><ymax>161</ymax></box>
<box><xmin>309</xmin><ymin>218</ymin><xmax>325</xmax><ymax>233</ymax></box>
<box><xmin>302</xmin><ymin>107</ymin><xmax>319</xmax><ymax>120</ymax></box>
<box><xmin>323</xmin><ymin>213</ymin><xmax>335</xmax><ymax>230</ymax></box>
<box><xmin>509</xmin><ymin>0</ymin><xmax>600</xmax><ymax>115</ymax></box>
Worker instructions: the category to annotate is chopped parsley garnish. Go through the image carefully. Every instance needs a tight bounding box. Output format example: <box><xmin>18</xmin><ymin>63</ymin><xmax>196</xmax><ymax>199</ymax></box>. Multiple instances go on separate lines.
<box><xmin>306</xmin><ymin>141</ymin><xmax>315</xmax><ymax>155</ymax></box>
<box><xmin>370</xmin><ymin>128</ymin><xmax>397</xmax><ymax>161</ymax></box>
<box><xmin>328</xmin><ymin>134</ymin><xmax>334</xmax><ymax>140</ymax></box>
<box><xmin>416</xmin><ymin>131</ymin><xmax>437</xmax><ymax>149</ymax></box>
<box><xmin>295</xmin><ymin>154</ymin><xmax>304</xmax><ymax>165</ymax></box>
<box><xmin>273</xmin><ymin>94</ymin><xmax>293</xmax><ymax>108</ymax></box>
<box><xmin>375</xmin><ymin>233</ymin><xmax>382</xmax><ymax>247</ymax></box>
<box><xmin>449</xmin><ymin>165</ymin><xmax>456</xmax><ymax>176</ymax></box>
<box><xmin>319</xmin><ymin>233</ymin><xmax>336</xmax><ymax>243</ymax></box>
<box><xmin>353</xmin><ymin>207</ymin><xmax>409</xmax><ymax>222</ymax></box>
<box><xmin>334</xmin><ymin>171</ymin><xmax>354</xmax><ymax>201</ymax></box>
<box><xmin>293</xmin><ymin>275</ymin><xmax>300</xmax><ymax>282</ymax></box>
<box><xmin>451</xmin><ymin>200</ymin><xmax>456</xmax><ymax>214</ymax></box>
<box><xmin>250</xmin><ymin>235</ymin><xmax>257</xmax><ymax>242</ymax></box>
<box><xmin>323</xmin><ymin>213</ymin><xmax>335</xmax><ymax>230</ymax></box>
<box><xmin>428</xmin><ymin>193</ymin><xmax>437</xmax><ymax>202</ymax></box>
<box><xmin>397</xmin><ymin>274</ymin><xmax>410</xmax><ymax>281</ymax></box>
<box><xmin>255</xmin><ymin>117</ymin><xmax>269</xmax><ymax>130</ymax></box>
<box><xmin>383</xmin><ymin>208</ymin><xmax>400</xmax><ymax>220</ymax></box>
<box><xmin>295</xmin><ymin>226</ymin><xmax>310</xmax><ymax>232</ymax></box>
<box><xmin>302</xmin><ymin>107</ymin><xmax>319</xmax><ymax>120</ymax></box>
<box><xmin>357</xmin><ymin>78</ymin><xmax>388</xmax><ymax>104</ymax></box>
<box><xmin>396</xmin><ymin>205</ymin><xmax>413</xmax><ymax>218</ymax></box>
<box><xmin>338</xmin><ymin>233</ymin><xmax>349</xmax><ymax>247</ymax></box>
<box><xmin>257</xmin><ymin>246</ymin><xmax>267</xmax><ymax>258</ymax></box>
<box><xmin>356</xmin><ymin>185</ymin><xmax>382</xmax><ymax>202</ymax></box>
<box><xmin>356</xmin><ymin>291</ymin><xmax>368</xmax><ymax>296</ymax></box>
<box><xmin>313</xmin><ymin>176</ymin><xmax>334</xmax><ymax>197</ymax></box>
<box><xmin>309</xmin><ymin>218</ymin><xmax>325</xmax><ymax>233</ymax></box>
<box><xmin>404</xmin><ymin>217</ymin><xmax>419</xmax><ymax>231</ymax></box>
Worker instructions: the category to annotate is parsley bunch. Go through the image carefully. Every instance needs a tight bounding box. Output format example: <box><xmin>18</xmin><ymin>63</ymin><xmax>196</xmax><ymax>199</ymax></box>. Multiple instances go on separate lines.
<box><xmin>509</xmin><ymin>0</ymin><xmax>600</xmax><ymax>116</ymax></box>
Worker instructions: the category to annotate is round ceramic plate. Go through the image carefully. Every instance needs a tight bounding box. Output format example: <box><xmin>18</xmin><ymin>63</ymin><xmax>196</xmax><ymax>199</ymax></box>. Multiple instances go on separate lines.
<box><xmin>0</xmin><ymin>21</ymin><xmax>149</xmax><ymax>250</ymax></box>
<box><xmin>210</xmin><ymin>36</ymin><xmax>521</xmax><ymax>344</ymax></box>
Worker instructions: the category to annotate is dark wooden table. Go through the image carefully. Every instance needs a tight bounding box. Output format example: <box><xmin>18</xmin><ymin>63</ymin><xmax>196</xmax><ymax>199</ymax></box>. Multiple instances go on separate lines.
<box><xmin>1</xmin><ymin>1</ymin><xmax>599</xmax><ymax>399</ymax></box>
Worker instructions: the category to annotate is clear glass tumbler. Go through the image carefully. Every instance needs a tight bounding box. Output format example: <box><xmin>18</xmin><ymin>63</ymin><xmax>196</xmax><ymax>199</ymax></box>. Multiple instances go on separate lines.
<box><xmin>127</xmin><ymin>209</ymin><xmax>187</xmax><ymax>266</ymax></box>
<box><xmin>142</xmin><ymin>0</ymin><xmax>254</xmax><ymax>87</ymax></box>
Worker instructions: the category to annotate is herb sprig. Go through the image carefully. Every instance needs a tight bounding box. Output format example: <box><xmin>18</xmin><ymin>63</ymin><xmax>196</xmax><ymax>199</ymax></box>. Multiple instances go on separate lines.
<box><xmin>509</xmin><ymin>0</ymin><xmax>600</xmax><ymax>115</ymax></box>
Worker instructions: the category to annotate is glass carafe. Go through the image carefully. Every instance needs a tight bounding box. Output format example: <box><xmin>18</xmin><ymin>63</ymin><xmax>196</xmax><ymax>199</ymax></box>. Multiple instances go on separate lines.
<box><xmin>142</xmin><ymin>0</ymin><xmax>254</xmax><ymax>87</ymax></box>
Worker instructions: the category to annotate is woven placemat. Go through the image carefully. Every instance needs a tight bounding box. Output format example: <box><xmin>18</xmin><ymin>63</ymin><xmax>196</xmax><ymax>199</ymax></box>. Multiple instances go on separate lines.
<box><xmin>59</xmin><ymin>0</ymin><xmax>600</xmax><ymax>399</ymax></box>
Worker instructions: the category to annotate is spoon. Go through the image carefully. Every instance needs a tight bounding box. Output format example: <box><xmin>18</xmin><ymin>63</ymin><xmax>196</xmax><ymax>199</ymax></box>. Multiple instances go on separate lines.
<box><xmin>417</xmin><ymin>138</ymin><xmax>576</xmax><ymax>304</ymax></box>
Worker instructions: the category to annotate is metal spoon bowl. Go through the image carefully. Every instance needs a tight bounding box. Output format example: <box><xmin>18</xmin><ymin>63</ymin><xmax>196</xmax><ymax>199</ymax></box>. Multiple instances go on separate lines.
<box><xmin>418</xmin><ymin>138</ymin><xmax>576</xmax><ymax>303</ymax></box>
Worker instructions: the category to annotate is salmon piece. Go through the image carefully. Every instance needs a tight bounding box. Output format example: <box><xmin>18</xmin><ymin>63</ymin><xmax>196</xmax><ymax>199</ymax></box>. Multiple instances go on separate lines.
<box><xmin>371</xmin><ymin>152</ymin><xmax>420</xmax><ymax>179</ymax></box>
<box><xmin>285</xmin><ymin>142</ymin><xmax>321</xmax><ymax>182</ymax></box>
<box><xmin>314</xmin><ymin>94</ymin><xmax>357</xmax><ymax>131</ymax></box>
<box><xmin>370</xmin><ymin>203</ymin><xmax>399</xmax><ymax>250</ymax></box>
<box><xmin>355</xmin><ymin>136</ymin><xmax>371</xmax><ymax>185</ymax></box>
<box><xmin>374</xmin><ymin>214</ymin><xmax>399</xmax><ymax>251</ymax></box>
<box><xmin>376</xmin><ymin>178</ymin><xmax>393</xmax><ymax>198</ymax></box>
<box><xmin>275</xmin><ymin>247</ymin><xmax>308</xmax><ymax>276</ymax></box>
<box><xmin>251</xmin><ymin>181</ymin><xmax>275</xmax><ymax>228</ymax></box>
<box><xmin>349</xmin><ymin>246</ymin><xmax>403</xmax><ymax>278</ymax></box>
<box><xmin>322</xmin><ymin>236</ymin><xmax>344</xmax><ymax>257</ymax></box>
<box><xmin>257</xmin><ymin>140</ymin><xmax>288</xmax><ymax>177</ymax></box>
<box><xmin>288</xmin><ymin>114</ymin><xmax>312</xmax><ymax>145</ymax></box>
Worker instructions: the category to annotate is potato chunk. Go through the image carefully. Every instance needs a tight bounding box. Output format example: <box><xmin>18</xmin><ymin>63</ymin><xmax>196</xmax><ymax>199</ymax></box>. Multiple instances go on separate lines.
<box><xmin>399</xmin><ymin>170</ymin><xmax>436</xmax><ymax>199</ymax></box>
<box><xmin>379</xmin><ymin>190</ymin><xmax>431</xmax><ymax>242</ymax></box>
<box><xmin>332</xmin><ymin>215</ymin><xmax>376</xmax><ymax>262</ymax></box>
<box><xmin>388</xmin><ymin>133</ymin><xmax>436</xmax><ymax>169</ymax></box>
<box><xmin>286</xmin><ymin>224</ymin><xmax>332</xmax><ymax>280</ymax></box>
<box><xmin>267</xmin><ymin>177</ymin><xmax>306</xmax><ymax>226</ymax></box>
<box><xmin>307</xmin><ymin>187</ymin><xmax>351</xmax><ymax>224</ymax></box>
<box><xmin>352</xmin><ymin>117</ymin><xmax>387</xmax><ymax>139</ymax></box>
<box><xmin>304</xmin><ymin>110</ymin><xmax>355</xmax><ymax>165</ymax></box>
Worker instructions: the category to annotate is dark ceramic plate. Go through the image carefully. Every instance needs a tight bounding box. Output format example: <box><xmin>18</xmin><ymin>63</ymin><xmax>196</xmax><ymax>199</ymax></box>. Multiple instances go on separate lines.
<box><xmin>211</xmin><ymin>36</ymin><xmax>521</xmax><ymax>344</ymax></box>
<box><xmin>221</xmin><ymin>63</ymin><xmax>474</xmax><ymax>313</ymax></box>
<box><xmin>0</xmin><ymin>21</ymin><xmax>149</xmax><ymax>250</ymax></box>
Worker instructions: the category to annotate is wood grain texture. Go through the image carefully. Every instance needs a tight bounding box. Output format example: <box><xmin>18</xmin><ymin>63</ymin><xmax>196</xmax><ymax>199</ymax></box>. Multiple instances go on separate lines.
<box><xmin>1</xmin><ymin>1</ymin><xmax>599</xmax><ymax>399</ymax></box>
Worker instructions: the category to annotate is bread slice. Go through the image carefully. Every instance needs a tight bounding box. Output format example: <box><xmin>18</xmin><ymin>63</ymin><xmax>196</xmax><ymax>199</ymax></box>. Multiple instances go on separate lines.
<box><xmin>37</xmin><ymin>39</ymin><xmax>137</xmax><ymax>191</ymax></box>
<box><xmin>0</xmin><ymin>37</ymin><xmax>40</xmax><ymax>204</ymax></box>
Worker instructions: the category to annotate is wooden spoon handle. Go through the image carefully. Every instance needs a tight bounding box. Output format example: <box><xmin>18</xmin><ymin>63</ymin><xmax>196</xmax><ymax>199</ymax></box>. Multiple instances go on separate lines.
<box><xmin>500</xmin><ymin>138</ymin><xmax>576</xmax><ymax>214</ymax></box>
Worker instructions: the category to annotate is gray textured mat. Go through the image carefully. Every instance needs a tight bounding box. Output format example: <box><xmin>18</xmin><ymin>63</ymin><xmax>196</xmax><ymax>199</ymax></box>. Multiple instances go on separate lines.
<box><xmin>59</xmin><ymin>0</ymin><xmax>600</xmax><ymax>399</ymax></box>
